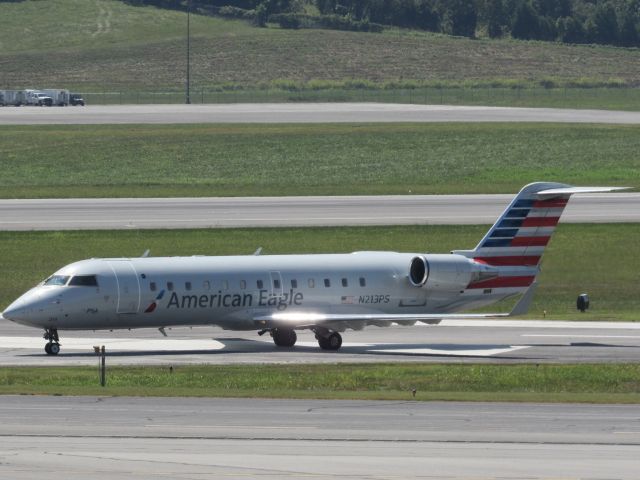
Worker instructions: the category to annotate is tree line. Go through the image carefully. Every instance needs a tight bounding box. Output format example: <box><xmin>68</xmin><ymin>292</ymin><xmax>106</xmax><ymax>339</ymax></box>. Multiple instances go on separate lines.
<box><xmin>114</xmin><ymin>1</ymin><xmax>640</xmax><ymax>46</ymax></box>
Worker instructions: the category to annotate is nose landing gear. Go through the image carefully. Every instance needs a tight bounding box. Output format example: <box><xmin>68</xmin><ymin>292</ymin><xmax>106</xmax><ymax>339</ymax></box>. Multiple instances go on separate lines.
<box><xmin>43</xmin><ymin>328</ymin><xmax>61</xmax><ymax>355</ymax></box>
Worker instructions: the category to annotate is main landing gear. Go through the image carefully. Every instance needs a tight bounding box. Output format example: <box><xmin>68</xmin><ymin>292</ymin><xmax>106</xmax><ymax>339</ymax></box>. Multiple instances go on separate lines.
<box><xmin>264</xmin><ymin>327</ymin><xmax>343</xmax><ymax>350</ymax></box>
<box><xmin>315</xmin><ymin>328</ymin><xmax>342</xmax><ymax>351</ymax></box>
<box><xmin>43</xmin><ymin>328</ymin><xmax>61</xmax><ymax>355</ymax></box>
<box><xmin>270</xmin><ymin>328</ymin><xmax>297</xmax><ymax>347</ymax></box>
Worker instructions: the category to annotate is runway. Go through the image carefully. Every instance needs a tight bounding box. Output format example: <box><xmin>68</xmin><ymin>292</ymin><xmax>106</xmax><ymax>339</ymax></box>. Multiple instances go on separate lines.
<box><xmin>2</xmin><ymin>103</ymin><xmax>640</xmax><ymax>125</ymax></box>
<box><xmin>1</xmin><ymin>396</ymin><xmax>638</xmax><ymax>479</ymax></box>
<box><xmin>1</xmin><ymin>318</ymin><xmax>639</xmax><ymax>365</ymax></box>
<box><xmin>1</xmin><ymin>193</ymin><xmax>637</xmax><ymax>230</ymax></box>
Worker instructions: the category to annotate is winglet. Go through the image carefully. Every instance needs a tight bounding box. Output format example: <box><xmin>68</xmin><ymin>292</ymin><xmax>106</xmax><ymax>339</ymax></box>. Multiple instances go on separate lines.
<box><xmin>509</xmin><ymin>282</ymin><xmax>537</xmax><ymax>316</ymax></box>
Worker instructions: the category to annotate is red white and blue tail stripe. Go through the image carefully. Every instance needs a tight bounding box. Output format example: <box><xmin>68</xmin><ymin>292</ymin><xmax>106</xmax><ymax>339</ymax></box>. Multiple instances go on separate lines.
<box><xmin>454</xmin><ymin>182</ymin><xmax>627</xmax><ymax>292</ymax></box>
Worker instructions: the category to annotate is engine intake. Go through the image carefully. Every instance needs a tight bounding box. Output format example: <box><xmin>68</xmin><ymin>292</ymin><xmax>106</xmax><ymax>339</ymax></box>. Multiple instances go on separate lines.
<box><xmin>409</xmin><ymin>256</ymin><xmax>429</xmax><ymax>287</ymax></box>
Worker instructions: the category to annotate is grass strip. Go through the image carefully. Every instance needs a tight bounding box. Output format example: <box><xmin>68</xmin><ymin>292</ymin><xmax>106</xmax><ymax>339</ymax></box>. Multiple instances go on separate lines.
<box><xmin>1</xmin><ymin>123</ymin><xmax>638</xmax><ymax>198</ymax></box>
<box><xmin>81</xmin><ymin>86</ymin><xmax>640</xmax><ymax>111</ymax></box>
<box><xmin>1</xmin><ymin>224</ymin><xmax>639</xmax><ymax>320</ymax></box>
<box><xmin>2</xmin><ymin>1</ymin><xmax>640</xmax><ymax>93</ymax></box>
<box><xmin>0</xmin><ymin>364</ymin><xmax>638</xmax><ymax>403</ymax></box>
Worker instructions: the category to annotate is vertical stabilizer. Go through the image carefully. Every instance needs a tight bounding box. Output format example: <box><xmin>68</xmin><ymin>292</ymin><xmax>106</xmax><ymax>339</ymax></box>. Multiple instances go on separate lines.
<box><xmin>453</xmin><ymin>182</ymin><xmax>627</xmax><ymax>293</ymax></box>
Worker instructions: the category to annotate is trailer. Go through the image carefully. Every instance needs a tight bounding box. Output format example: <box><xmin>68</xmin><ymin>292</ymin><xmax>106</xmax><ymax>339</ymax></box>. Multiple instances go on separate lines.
<box><xmin>41</xmin><ymin>89</ymin><xmax>70</xmax><ymax>106</ymax></box>
<box><xmin>0</xmin><ymin>90</ymin><xmax>26</xmax><ymax>106</ymax></box>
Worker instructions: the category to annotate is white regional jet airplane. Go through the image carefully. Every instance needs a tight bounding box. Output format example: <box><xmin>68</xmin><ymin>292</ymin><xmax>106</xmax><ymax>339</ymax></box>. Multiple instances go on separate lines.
<box><xmin>2</xmin><ymin>182</ymin><xmax>626</xmax><ymax>355</ymax></box>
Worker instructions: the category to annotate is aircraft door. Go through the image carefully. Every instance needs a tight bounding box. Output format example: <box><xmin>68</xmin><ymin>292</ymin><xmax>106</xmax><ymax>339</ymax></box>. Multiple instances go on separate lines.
<box><xmin>108</xmin><ymin>260</ymin><xmax>141</xmax><ymax>314</ymax></box>
<box><xmin>270</xmin><ymin>271</ymin><xmax>283</xmax><ymax>298</ymax></box>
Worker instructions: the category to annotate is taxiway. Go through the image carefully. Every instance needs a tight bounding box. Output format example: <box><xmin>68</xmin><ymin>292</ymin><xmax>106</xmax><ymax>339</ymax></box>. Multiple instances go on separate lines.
<box><xmin>0</xmin><ymin>193</ymin><xmax>637</xmax><ymax>230</ymax></box>
<box><xmin>2</xmin><ymin>103</ymin><xmax>640</xmax><ymax>125</ymax></box>
<box><xmin>1</xmin><ymin>318</ymin><xmax>639</xmax><ymax>365</ymax></box>
<box><xmin>1</xmin><ymin>396</ymin><xmax>638</xmax><ymax>479</ymax></box>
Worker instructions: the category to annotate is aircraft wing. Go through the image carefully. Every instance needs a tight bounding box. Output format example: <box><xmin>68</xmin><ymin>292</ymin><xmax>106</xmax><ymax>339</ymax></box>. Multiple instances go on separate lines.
<box><xmin>254</xmin><ymin>283</ymin><xmax>537</xmax><ymax>329</ymax></box>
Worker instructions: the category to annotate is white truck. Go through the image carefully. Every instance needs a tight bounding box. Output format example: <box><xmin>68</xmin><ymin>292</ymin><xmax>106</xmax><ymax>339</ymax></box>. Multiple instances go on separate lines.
<box><xmin>23</xmin><ymin>89</ymin><xmax>53</xmax><ymax>106</ymax></box>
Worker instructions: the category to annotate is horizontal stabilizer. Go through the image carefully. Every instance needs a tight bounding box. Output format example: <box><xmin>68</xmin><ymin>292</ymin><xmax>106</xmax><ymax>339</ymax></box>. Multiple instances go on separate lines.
<box><xmin>536</xmin><ymin>186</ymin><xmax>629</xmax><ymax>197</ymax></box>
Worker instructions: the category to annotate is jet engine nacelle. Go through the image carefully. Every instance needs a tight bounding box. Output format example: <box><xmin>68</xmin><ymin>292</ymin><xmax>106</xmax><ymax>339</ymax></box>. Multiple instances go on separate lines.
<box><xmin>408</xmin><ymin>254</ymin><xmax>499</xmax><ymax>291</ymax></box>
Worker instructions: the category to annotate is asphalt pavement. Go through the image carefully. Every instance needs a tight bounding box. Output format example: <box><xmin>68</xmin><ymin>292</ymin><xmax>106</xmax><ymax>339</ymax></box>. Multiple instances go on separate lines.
<box><xmin>0</xmin><ymin>193</ymin><xmax>637</xmax><ymax>230</ymax></box>
<box><xmin>2</xmin><ymin>103</ymin><xmax>640</xmax><ymax>124</ymax></box>
<box><xmin>1</xmin><ymin>396</ymin><xmax>638</xmax><ymax>479</ymax></box>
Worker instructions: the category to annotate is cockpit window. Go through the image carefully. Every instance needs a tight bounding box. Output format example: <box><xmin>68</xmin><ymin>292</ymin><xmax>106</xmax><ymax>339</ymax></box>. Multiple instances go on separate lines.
<box><xmin>68</xmin><ymin>275</ymin><xmax>98</xmax><ymax>287</ymax></box>
<box><xmin>44</xmin><ymin>275</ymin><xmax>70</xmax><ymax>286</ymax></box>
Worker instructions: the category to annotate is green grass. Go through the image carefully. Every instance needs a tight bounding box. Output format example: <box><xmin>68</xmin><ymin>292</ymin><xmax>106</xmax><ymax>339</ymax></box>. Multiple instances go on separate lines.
<box><xmin>1</xmin><ymin>0</ymin><xmax>639</xmax><ymax>107</ymax></box>
<box><xmin>0</xmin><ymin>364</ymin><xmax>638</xmax><ymax>402</ymax></box>
<box><xmin>1</xmin><ymin>224</ymin><xmax>639</xmax><ymax>320</ymax></box>
<box><xmin>0</xmin><ymin>123</ymin><xmax>638</xmax><ymax>198</ymax></box>
<box><xmin>81</xmin><ymin>86</ymin><xmax>640</xmax><ymax>111</ymax></box>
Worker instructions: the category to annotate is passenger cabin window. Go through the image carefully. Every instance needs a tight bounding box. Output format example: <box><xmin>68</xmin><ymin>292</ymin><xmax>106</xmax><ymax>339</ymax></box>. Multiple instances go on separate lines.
<box><xmin>308</xmin><ymin>279</ymin><xmax>315</xmax><ymax>288</ymax></box>
<box><xmin>44</xmin><ymin>275</ymin><xmax>70</xmax><ymax>286</ymax></box>
<box><xmin>273</xmin><ymin>279</ymin><xmax>281</xmax><ymax>289</ymax></box>
<box><xmin>185</xmin><ymin>281</ymin><xmax>192</xmax><ymax>291</ymax></box>
<box><xmin>150</xmin><ymin>282</ymin><xmax>157</xmax><ymax>292</ymax></box>
<box><xmin>257</xmin><ymin>280</ymin><xmax>264</xmax><ymax>289</ymax></box>
<box><xmin>291</xmin><ymin>279</ymin><xmax>298</xmax><ymax>289</ymax></box>
<box><xmin>167</xmin><ymin>282</ymin><xmax>174</xmax><ymax>291</ymax></box>
<box><xmin>222</xmin><ymin>280</ymin><xmax>229</xmax><ymax>290</ymax></box>
<box><xmin>240</xmin><ymin>280</ymin><xmax>246</xmax><ymax>290</ymax></box>
<box><xmin>324</xmin><ymin>278</ymin><xmax>331</xmax><ymax>288</ymax></box>
<box><xmin>359</xmin><ymin>277</ymin><xmax>366</xmax><ymax>287</ymax></box>
<box><xmin>341</xmin><ymin>278</ymin><xmax>348</xmax><ymax>287</ymax></box>
<box><xmin>203</xmin><ymin>280</ymin><xmax>210</xmax><ymax>290</ymax></box>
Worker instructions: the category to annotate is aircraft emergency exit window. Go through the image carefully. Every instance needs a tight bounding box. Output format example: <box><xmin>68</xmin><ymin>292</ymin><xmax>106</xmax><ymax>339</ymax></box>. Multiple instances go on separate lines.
<box><xmin>341</xmin><ymin>278</ymin><xmax>348</xmax><ymax>287</ymax></box>
<box><xmin>359</xmin><ymin>277</ymin><xmax>366</xmax><ymax>287</ymax></box>
<box><xmin>44</xmin><ymin>275</ymin><xmax>70</xmax><ymax>286</ymax></box>
<box><xmin>257</xmin><ymin>280</ymin><xmax>264</xmax><ymax>289</ymax></box>
<box><xmin>274</xmin><ymin>279</ymin><xmax>281</xmax><ymax>289</ymax></box>
<box><xmin>324</xmin><ymin>279</ymin><xmax>331</xmax><ymax>288</ymax></box>
<box><xmin>150</xmin><ymin>282</ymin><xmax>157</xmax><ymax>292</ymax></box>
<box><xmin>291</xmin><ymin>279</ymin><xmax>298</xmax><ymax>288</ymax></box>
<box><xmin>167</xmin><ymin>282</ymin><xmax>174</xmax><ymax>291</ymax></box>
<box><xmin>185</xmin><ymin>281</ymin><xmax>192</xmax><ymax>291</ymax></box>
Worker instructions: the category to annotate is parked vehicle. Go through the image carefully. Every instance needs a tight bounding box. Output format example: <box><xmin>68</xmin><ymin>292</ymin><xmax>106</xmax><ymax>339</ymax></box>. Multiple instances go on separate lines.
<box><xmin>22</xmin><ymin>90</ymin><xmax>53</xmax><ymax>106</ymax></box>
<box><xmin>41</xmin><ymin>89</ymin><xmax>70</xmax><ymax>106</ymax></box>
<box><xmin>69</xmin><ymin>93</ymin><xmax>85</xmax><ymax>106</ymax></box>
<box><xmin>0</xmin><ymin>90</ymin><xmax>26</xmax><ymax>106</ymax></box>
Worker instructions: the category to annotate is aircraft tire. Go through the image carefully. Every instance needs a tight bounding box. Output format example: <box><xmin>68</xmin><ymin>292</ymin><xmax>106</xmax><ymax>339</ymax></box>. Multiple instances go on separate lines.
<box><xmin>49</xmin><ymin>343</ymin><xmax>60</xmax><ymax>355</ymax></box>
<box><xmin>318</xmin><ymin>332</ymin><xmax>342</xmax><ymax>351</ymax></box>
<box><xmin>272</xmin><ymin>328</ymin><xmax>297</xmax><ymax>347</ymax></box>
<box><xmin>44</xmin><ymin>343</ymin><xmax>51</xmax><ymax>355</ymax></box>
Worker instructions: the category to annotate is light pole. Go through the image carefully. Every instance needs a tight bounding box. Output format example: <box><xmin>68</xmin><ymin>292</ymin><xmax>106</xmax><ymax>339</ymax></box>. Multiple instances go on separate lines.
<box><xmin>186</xmin><ymin>0</ymin><xmax>191</xmax><ymax>104</ymax></box>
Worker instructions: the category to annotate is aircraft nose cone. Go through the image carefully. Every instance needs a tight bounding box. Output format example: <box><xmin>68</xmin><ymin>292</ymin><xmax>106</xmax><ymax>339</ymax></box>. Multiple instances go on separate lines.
<box><xmin>3</xmin><ymin>298</ymin><xmax>27</xmax><ymax>323</ymax></box>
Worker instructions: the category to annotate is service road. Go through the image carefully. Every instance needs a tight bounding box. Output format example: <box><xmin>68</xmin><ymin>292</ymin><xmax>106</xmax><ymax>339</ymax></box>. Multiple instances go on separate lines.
<box><xmin>2</xmin><ymin>103</ymin><xmax>640</xmax><ymax>125</ymax></box>
<box><xmin>0</xmin><ymin>396</ymin><xmax>639</xmax><ymax>479</ymax></box>
<box><xmin>1</xmin><ymin>193</ymin><xmax>637</xmax><ymax>230</ymax></box>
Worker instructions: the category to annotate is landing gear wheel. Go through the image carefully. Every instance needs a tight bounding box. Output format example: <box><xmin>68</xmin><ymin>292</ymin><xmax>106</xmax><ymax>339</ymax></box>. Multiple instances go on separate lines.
<box><xmin>43</xmin><ymin>328</ymin><xmax>61</xmax><ymax>355</ymax></box>
<box><xmin>44</xmin><ymin>342</ymin><xmax>60</xmax><ymax>355</ymax></box>
<box><xmin>318</xmin><ymin>332</ymin><xmax>342</xmax><ymax>351</ymax></box>
<box><xmin>271</xmin><ymin>328</ymin><xmax>297</xmax><ymax>347</ymax></box>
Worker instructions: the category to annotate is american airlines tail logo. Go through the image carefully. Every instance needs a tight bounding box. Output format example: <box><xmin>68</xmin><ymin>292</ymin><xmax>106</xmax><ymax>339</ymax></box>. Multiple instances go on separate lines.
<box><xmin>144</xmin><ymin>290</ymin><xmax>165</xmax><ymax>313</ymax></box>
